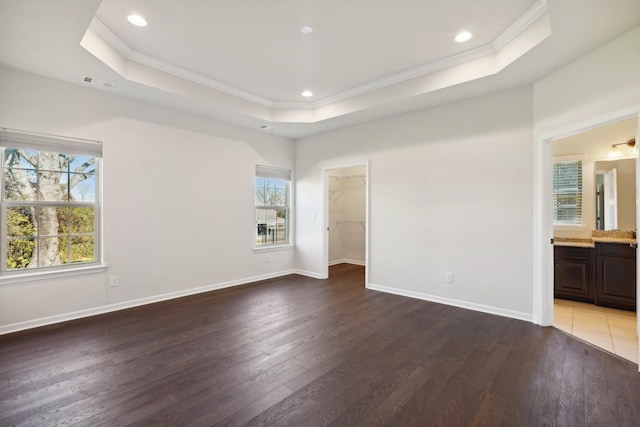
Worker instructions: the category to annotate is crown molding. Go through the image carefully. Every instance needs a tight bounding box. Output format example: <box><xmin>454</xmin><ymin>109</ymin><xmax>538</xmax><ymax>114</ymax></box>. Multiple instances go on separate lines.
<box><xmin>493</xmin><ymin>0</ymin><xmax>548</xmax><ymax>51</ymax></box>
<box><xmin>310</xmin><ymin>43</ymin><xmax>496</xmax><ymax>109</ymax></box>
<box><xmin>84</xmin><ymin>0</ymin><xmax>549</xmax><ymax>122</ymax></box>
<box><xmin>89</xmin><ymin>18</ymin><xmax>274</xmax><ymax>108</ymax></box>
<box><xmin>271</xmin><ymin>101</ymin><xmax>315</xmax><ymax>110</ymax></box>
<box><xmin>314</xmin><ymin>1</ymin><xmax>548</xmax><ymax>109</ymax></box>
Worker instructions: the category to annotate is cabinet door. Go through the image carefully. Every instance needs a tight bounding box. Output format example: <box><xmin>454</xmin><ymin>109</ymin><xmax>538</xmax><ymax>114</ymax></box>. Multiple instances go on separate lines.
<box><xmin>596</xmin><ymin>255</ymin><xmax>636</xmax><ymax>310</ymax></box>
<box><xmin>554</xmin><ymin>257</ymin><xmax>594</xmax><ymax>303</ymax></box>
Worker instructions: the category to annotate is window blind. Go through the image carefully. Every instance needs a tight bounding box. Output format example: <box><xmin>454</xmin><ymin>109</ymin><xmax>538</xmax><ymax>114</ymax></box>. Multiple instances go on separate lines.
<box><xmin>255</xmin><ymin>165</ymin><xmax>291</xmax><ymax>181</ymax></box>
<box><xmin>553</xmin><ymin>160</ymin><xmax>582</xmax><ymax>224</ymax></box>
<box><xmin>0</xmin><ymin>128</ymin><xmax>102</xmax><ymax>157</ymax></box>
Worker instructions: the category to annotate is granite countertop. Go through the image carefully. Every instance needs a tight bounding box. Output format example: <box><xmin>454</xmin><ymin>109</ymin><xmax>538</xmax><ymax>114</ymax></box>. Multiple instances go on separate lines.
<box><xmin>553</xmin><ymin>238</ymin><xmax>595</xmax><ymax>248</ymax></box>
<box><xmin>591</xmin><ymin>236</ymin><xmax>637</xmax><ymax>244</ymax></box>
<box><xmin>591</xmin><ymin>230</ymin><xmax>637</xmax><ymax>244</ymax></box>
<box><xmin>554</xmin><ymin>231</ymin><xmax>637</xmax><ymax>248</ymax></box>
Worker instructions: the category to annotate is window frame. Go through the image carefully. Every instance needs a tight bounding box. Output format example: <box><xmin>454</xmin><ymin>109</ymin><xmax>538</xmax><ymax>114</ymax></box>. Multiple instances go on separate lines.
<box><xmin>552</xmin><ymin>155</ymin><xmax>585</xmax><ymax>228</ymax></box>
<box><xmin>0</xmin><ymin>128</ymin><xmax>105</xmax><ymax>282</ymax></box>
<box><xmin>254</xmin><ymin>165</ymin><xmax>292</xmax><ymax>250</ymax></box>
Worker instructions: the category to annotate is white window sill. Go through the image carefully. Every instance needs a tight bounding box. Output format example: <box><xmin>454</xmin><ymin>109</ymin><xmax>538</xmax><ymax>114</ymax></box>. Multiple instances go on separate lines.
<box><xmin>253</xmin><ymin>244</ymin><xmax>293</xmax><ymax>253</ymax></box>
<box><xmin>0</xmin><ymin>264</ymin><xmax>107</xmax><ymax>285</ymax></box>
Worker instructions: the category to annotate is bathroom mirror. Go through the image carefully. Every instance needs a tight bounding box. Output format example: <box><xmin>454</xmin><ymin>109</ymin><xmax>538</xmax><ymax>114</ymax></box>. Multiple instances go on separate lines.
<box><xmin>595</xmin><ymin>158</ymin><xmax>636</xmax><ymax>230</ymax></box>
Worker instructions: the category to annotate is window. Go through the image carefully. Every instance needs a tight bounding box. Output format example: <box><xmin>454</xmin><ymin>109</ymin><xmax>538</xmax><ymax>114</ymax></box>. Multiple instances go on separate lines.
<box><xmin>1</xmin><ymin>128</ymin><xmax>102</xmax><ymax>276</ymax></box>
<box><xmin>553</xmin><ymin>159</ymin><xmax>583</xmax><ymax>225</ymax></box>
<box><xmin>255</xmin><ymin>165</ymin><xmax>291</xmax><ymax>247</ymax></box>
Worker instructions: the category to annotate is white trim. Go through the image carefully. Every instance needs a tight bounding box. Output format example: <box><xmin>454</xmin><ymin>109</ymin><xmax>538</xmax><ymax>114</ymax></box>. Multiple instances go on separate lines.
<box><xmin>0</xmin><ymin>269</ymin><xmax>296</xmax><ymax>335</ymax></box>
<box><xmin>367</xmin><ymin>283</ymin><xmax>534</xmax><ymax>322</ymax></box>
<box><xmin>0</xmin><ymin>264</ymin><xmax>107</xmax><ymax>285</ymax></box>
<box><xmin>367</xmin><ymin>282</ymin><xmax>534</xmax><ymax>323</ymax></box>
<box><xmin>537</xmin><ymin>108</ymin><xmax>640</xmax><ymax>142</ymax></box>
<box><xmin>310</xmin><ymin>44</ymin><xmax>495</xmax><ymax>108</ymax></box>
<box><xmin>253</xmin><ymin>244</ymin><xmax>293</xmax><ymax>253</ymax></box>
<box><xmin>293</xmin><ymin>269</ymin><xmax>324</xmax><ymax>279</ymax></box>
<box><xmin>636</xmin><ymin>120</ymin><xmax>640</xmax><ymax>373</ymax></box>
<box><xmin>329</xmin><ymin>259</ymin><xmax>366</xmax><ymax>266</ymax></box>
<box><xmin>492</xmin><ymin>0</ymin><xmax>548</xmax><ymax>51</ymax></box>
<box><xmin>307</xmin><ymin>1</ymin><xmax>549</xmax><ymax>110</ymax></box>
<box><xmin>532</xmin><ymin>134</ymin><xmax>555</xmax><ymax>327</ymax></box>
<box><xmin>89</xmin><ymin>18</ymin><xmax>273</xmax><ymax>108</ymax></box>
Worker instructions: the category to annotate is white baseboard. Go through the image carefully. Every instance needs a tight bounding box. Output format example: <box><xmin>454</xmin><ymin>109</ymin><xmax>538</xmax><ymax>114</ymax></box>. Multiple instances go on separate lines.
<box><xmin>0</xmin><ymin>269</ymin><xmax>297</xmax><ymax>336</ymax></box>
<box><xmin>293</xmin><ymin>269</ymin><xmax>324</xmax><ymax>279</ymax></box>
<box><xmin>329</xmin><ymin>259</ymin><xmax>366</xmax><ymax>266</ymax></box>
<box><xmin>1</xmin><ymin>271</ymin><xmax>535</xmax><ymax>336</ymax></box>
<box><xmin>366</xmin><ymin>282</ymin><xmax>534</xmax><ymax>323</ymax></box>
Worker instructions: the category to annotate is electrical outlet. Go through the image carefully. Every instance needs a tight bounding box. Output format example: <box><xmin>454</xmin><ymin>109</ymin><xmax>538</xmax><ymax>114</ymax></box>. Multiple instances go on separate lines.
<box><xmin>445</xmin><ymin>272</ymin><xmax>453</xmax><ymax>283</ymax></box>
<box><xmin>110</xmin><ymin>276</ymin><xmax>119</xmax><ymax>287</ymax></box>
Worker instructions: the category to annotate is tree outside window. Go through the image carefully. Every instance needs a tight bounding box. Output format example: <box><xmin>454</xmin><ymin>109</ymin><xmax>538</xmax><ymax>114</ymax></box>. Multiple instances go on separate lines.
<box><xmin>1</xmin><ymin>129</ymin><xmax>102</xmax><ymax>274</ymax></box>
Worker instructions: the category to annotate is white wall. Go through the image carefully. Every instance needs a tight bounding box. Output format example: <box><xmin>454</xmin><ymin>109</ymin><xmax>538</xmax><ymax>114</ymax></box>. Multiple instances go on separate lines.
<box><xmin>296</xmin><ymin>86</ymin><xmax>535</xmax><ymax>319</ymax></box>
<box><xmin>532</xmin><ymin>25</ymin><xmax>640</xmax><ymax>326</ymax></box>
<box><xmin>328</xmin><ymin>166</ymin><xmax>366</xmax><ymax>266</ymax></box>
<box><xmin>533</xmin><ymin>27</ymin><xmax>640</xmax><ymax>138</ymax></box>
<box><xmin>0</xmin><ymin>66</ymin><xmax>295</xmax><ymax>333</ymax></box>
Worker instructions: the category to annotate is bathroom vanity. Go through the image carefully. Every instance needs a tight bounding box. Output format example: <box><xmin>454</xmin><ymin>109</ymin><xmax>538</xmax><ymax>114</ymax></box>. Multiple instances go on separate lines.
<box><xmin>554</xmin><ymin>233</ymin><xmax>637</xmax><ymax>311</ymax></box>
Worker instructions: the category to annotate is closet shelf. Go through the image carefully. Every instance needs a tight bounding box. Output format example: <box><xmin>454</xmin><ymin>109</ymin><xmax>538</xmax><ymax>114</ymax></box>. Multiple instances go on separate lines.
<box><xmin>329</xmin><ymin>174</ymin><xmax>366</xmax><ymax>184</ymax></box>
<box><xmin>329</xmin><ymin>174</ymin><xmax>365</xmax><ymax>200</ymax></box>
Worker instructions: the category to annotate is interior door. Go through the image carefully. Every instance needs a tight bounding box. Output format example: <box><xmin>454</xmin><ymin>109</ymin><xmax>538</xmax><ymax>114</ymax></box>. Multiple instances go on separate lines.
<box><xmin>604</xmin><ymin>168</ymin><xmax>618</xmax><ymax>230</ymax></box>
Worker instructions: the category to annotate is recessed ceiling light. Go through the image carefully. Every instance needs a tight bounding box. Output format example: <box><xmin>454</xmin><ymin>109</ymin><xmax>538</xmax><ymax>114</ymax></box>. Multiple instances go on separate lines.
<box><xmin>300</xmin><ymin>26</ymin><xmax>314</xmax><ymax>35</ymax></box>
<box><xmin>455</xmin><ymin>31</ymin><xmax>473</xmax><ymax>43</ymax></box>
<box><xmin>301</xmin><ymin>90</ymin><xmax>313</xmax><ymax>98</ymax></box>
<box><xmin>127</xmin><ymin>14</ymin><xmax>148</xmax><ymax>27</ymax></box>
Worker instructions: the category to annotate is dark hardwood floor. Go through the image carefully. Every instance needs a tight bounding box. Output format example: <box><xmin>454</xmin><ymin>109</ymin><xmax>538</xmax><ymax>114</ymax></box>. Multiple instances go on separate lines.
<box><xmin>1</xmin><ymin>263</ymin><xmax>639</xmax><ymax>426</ymax></box>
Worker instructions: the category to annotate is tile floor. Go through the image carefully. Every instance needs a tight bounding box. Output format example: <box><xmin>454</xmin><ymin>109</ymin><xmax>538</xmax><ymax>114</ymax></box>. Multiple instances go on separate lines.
<box><xmin>554</xmin><ymin>299</ymin><xmax>638</xmax><ymax>363</ymax></box>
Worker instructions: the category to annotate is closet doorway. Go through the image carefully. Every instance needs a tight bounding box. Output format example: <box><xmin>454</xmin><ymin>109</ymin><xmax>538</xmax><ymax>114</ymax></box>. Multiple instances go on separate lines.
<box><xmin>324</xmin><ymin>164</ymin><xmax>368</xmax><ymax>280</ymax></box>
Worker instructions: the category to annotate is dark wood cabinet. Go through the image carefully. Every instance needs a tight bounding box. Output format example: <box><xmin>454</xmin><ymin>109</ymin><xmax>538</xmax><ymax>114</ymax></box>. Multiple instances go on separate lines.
<box><xmin>554</xmin><ymin>242</ymin><xmax>636</xmax><ymax>311</ymax></box>
<box><xmin>554</xmin><ymin>246</ymin><xmax>595</xmax><ymax>303</ymax></box>
<box><xmin>595</xmin><ymin>243</ymin><xmax>637</xmax><ymax>311</ymax></box>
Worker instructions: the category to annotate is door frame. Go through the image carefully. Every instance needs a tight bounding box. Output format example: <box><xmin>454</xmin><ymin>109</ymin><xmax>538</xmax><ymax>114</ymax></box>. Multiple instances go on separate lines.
<box><xmin>322</xmin><ymin>161</ymin><xmax>370</xmax><ymax>285</ymax></box>
<box><xmin>534</xmin><ymin>108</ymin><xmax>640</xmax><ymax>369</ymax></box>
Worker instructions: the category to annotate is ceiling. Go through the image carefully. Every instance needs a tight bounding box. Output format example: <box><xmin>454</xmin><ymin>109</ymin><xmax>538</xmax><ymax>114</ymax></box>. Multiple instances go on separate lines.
<box><xmin>1</xmin><ymin>0</ymin><xmax>640</xmax><ymax>139</ymax></box>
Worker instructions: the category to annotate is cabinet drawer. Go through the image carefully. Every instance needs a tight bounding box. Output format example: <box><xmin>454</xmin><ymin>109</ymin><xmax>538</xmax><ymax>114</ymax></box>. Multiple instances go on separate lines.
<box><xmin>596</xmin><ymin>242</ymin><xmax>636</xmax><ymax>258</ymax></box>
<box><xmin>554</xmin><ymin>246</ymin><xmax>592</xmax><ymax>260</ymax></box>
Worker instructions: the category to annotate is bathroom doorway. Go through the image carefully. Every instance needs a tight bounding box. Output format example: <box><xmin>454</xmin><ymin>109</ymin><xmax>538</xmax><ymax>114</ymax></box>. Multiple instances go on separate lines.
<box><xmin>551</xmin><ymin>116</ymin><xmax>638</xmax><ymax>363</ymax></box>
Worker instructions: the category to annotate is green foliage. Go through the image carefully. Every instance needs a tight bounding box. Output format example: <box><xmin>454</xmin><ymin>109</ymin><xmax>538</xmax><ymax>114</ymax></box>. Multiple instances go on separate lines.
<box><xmin>58</xmin><ymin>208</ymin><xmax>95</xmax><ymax>263</ymax></box>
<box><xmin>58</xmin><ymin>236</ymin><xmax>94</xmax><ymax>264</ymax></box>
<box><xmin>6</xmin><ymin>208</ymin><xmax>35</xmax><ymax>269</ymax></box>
<box><xmin>7</xmin><ymin>239</ymin><xmax>35</xmax><ymax>269</ymax></box>
<box><xmin>6</xmin><ymin>206</ymin><xmax>94</xmax><ymax>269</ymax></box>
